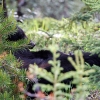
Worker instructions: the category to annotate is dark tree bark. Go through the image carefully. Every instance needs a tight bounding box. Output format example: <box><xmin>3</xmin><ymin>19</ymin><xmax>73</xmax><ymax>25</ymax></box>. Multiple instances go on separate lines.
<box><xmin>17</xmin><ymin>0</ymin><xmax>26</xmax><ymax>17</ymax></box>
<box><xmin>2</xmin><ymin>0</ymin><xmax>8</xmax><ymax>18</ymax></box>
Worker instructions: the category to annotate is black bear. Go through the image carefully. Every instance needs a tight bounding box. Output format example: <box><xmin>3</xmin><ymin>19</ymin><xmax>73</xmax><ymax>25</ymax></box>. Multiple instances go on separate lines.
<box><xmin>6</xmin><ymin>27</ymin><xmax>100</xmax><ymax>99</ymax></box>
<box><xmin>7</xmin><ymin>26</ymin><xmax>26</xmax><ymax>41</ymax></box>
<box><xmin>6</xmin><ymin>26</ymin><xmax>35</xmax><ymax>49</ymax></box>
<box><xmin>15</xmin><ymin>48</ymin><xmax>100</xmax><ymax>99</ymax></box>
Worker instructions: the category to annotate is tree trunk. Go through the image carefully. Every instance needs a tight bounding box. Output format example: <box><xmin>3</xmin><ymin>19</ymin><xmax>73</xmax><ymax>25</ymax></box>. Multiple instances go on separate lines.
<box><xmin>2</xmin><ymin>0</ymin><xmax>8</xmax><ymax>18</ymax></box>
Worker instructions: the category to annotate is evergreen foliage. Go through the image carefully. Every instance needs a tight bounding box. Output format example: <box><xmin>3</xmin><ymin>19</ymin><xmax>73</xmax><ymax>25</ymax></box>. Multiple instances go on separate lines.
<box><xmin>0</xmin><ymin>6</ymin><xmax>30</xmax><ymax>53</ymax></box>
<box><xmin>82</xmin><ymin>0</ymin><xmax>100</xmax><ymax>9</ymax></box>
<box><xmin>27</xmin><ymin>47</ymin><xmax>94</xmax><ymax>99</ymax></box>
<box><xmin>0</xmin><ymin>4</ymin><xmax>26</xmax><ymax>99</ymax></box>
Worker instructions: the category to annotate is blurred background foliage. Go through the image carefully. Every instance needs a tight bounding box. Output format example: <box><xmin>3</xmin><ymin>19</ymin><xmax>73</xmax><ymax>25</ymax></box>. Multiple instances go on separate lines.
<box><xmin>7</xmin><ymin>0</ymin><xmax>84</xmax><ymax>19</ymax></box>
